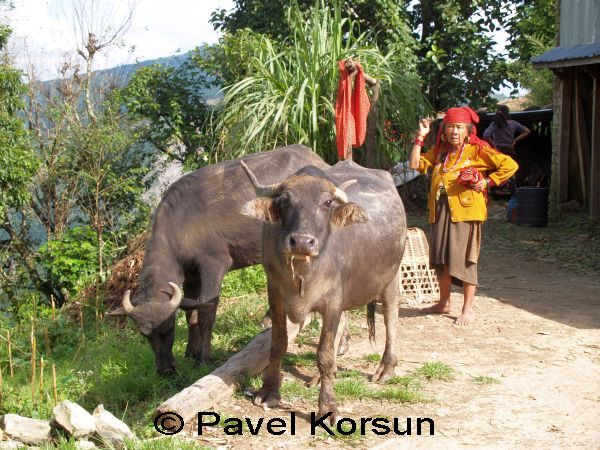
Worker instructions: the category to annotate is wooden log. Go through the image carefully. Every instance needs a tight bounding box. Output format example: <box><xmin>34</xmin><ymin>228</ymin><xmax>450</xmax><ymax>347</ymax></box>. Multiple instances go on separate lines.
<box><xmin>154</xmin><ymin>319</ymin><xmax>302</xmax><ymax>423</ymax></box>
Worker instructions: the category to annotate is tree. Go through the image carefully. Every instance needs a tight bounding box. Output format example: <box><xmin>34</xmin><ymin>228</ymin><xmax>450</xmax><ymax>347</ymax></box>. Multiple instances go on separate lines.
<box><xmin>121</xmin><ymin>54</ymin><xmax>214</xmax><ymax>167</ymax></box>
<box><xmin>1</xmin><ymin>0</ymin><xmax>152</xmax><ymax>307</ymax></box>
<box><xmin>0</xmin><ymin>24</ymin><xmax>41</xmax><ymax>304</ymax></box>
<box><xmin>506</xmin><ymin>0</ymin><xmax>556</xmax><ymax>107</ymax></box>
<box><xmin>212</xmin><ymin>0</ymin><xmax>515</xmax><ymax>110</ymax></box>
<box><xmin>210</xmin><ymin>0</ymin><xmax>315</xmax><ymax>38</ymax></box>
<box><xmin>405</xmin><ymin>0</ymin><xmax>514</xmax><ymax>109</ymax></box>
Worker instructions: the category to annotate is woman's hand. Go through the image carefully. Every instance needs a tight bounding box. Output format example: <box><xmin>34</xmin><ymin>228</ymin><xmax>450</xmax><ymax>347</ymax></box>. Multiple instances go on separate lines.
<box><xmin>472</xmin><ymin>177</ymin><xmax>487</xmax><ymax>192</ymax></box>
<box><xmin>417</xmin><ymin>117</ymin><xmax>433</xmax><ymax>138</ymax></box>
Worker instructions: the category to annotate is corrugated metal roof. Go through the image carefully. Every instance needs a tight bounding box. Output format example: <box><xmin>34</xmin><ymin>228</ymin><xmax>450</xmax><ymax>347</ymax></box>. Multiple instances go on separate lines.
<box><xmin>532</xmin><ymin>42</ymin><xmax>600</xmax><ymax>68</ymax></box>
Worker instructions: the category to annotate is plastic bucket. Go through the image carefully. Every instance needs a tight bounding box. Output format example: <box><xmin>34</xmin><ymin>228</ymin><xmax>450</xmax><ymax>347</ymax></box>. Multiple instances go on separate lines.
<box><xmin>506</xmin><ymin>195</ymin><xmax>518</xmax><ymax>223</ymax></box>
<box><xmin>516</xmin><ymin>187</ymin><xmax>548</xmax><ymax>227</ymax></box>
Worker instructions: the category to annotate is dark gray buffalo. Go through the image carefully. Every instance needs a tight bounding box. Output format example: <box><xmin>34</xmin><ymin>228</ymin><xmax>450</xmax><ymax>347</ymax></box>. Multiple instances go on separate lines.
<box><xmin>110</xmin><ymin>145</ymin><xmax>332</xmax><ymax>374</ymax></box>
<box><xmin>241</xmin><ymin>159</ymin><xmax>407</xmax><ymax>421</ymax></box>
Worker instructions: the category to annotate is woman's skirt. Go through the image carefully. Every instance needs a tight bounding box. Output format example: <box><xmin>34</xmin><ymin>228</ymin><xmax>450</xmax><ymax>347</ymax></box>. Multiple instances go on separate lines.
<box><xmin>429</xmin><ymin>194</ymin><xmax>482</xmax><ymax>286</ymax></box>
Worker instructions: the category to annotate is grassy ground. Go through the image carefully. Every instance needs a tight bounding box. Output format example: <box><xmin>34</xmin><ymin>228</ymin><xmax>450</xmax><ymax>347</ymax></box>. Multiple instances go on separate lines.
<box><xmin>0</xmin><ymin>266</ymin><xmax>269</xmax><ymax>442</ymax></box>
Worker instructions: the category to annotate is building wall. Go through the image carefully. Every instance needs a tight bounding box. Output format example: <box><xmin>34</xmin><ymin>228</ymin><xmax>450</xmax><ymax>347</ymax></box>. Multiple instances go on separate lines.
<box><xmin>560</xmin><ymin>0</ymin><xmax>600</xmax><ymax>46</ymax></box>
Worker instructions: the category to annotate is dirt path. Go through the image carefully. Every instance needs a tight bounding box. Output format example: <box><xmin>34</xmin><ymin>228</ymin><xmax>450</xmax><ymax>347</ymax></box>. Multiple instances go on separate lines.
<box><xmin>179</xmin><ymin>223</ymin><xmax>600</xmax><ymax>449</ymax></box>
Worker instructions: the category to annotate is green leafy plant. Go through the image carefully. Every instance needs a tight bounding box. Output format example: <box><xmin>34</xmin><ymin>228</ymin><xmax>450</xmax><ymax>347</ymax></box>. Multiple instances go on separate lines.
<box><xmin>213</xmin><ymin>0</ymin><xmax>425</xmax><ymax>167</ymax></box>
<box><xmin>38</xmin><ymin>226</ymin><xmax>111</xmax><ymax>299</ymax></box>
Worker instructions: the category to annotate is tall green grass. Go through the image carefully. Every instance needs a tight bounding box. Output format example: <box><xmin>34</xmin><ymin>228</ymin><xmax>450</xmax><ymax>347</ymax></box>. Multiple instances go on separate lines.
<box><xmin>214</xmin><ymin>0</ymin><xmax>426</xmax><ymax>167</ymax></box>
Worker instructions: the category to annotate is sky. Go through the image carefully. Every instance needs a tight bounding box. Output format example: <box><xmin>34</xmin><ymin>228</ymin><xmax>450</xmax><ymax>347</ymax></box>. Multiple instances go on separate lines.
<box><xmin>5</xmin><ymin>0</ymin><xmax>235</xmax><ymax>80</ymax></box>
<box><xmin>4</xmin><ymin>0</ymin><xmax>521</xmax><ymax>95</ymax></box>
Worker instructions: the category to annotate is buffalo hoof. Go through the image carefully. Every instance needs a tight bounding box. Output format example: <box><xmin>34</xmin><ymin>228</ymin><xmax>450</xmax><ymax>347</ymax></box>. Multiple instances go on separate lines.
<box><xmin>305</xmin><ymin>373</ymin><xmax>320</xmax><ymax>388</ymax></box>
<box><xmin>372</xmin><ymin>362</ymin><xmax>396</xmax><ymax>382</ymax></box>
<box><xmin>337</xmin><ymin>333</ymin><xmax>349</xmax><ymax>356</ymax></box>
<box><xmin>157</xmin><ymin>366</ymin><xmax>177</xmax><ymax>376</ymax></box>
<box><xmin>259</xmin><ymin>314</ymin><xmax>272</xmax><ymax>330</ymax></box>
<box><xmin>253</xmin><ymin>387</ymin><xmax>281</xmax><ymax>408</ymax></box>
<box><xmin>185</xmin><ymin>347</ymin><xmax>211</xmax><ymax>364</ymax></box>
<box><xmin>318</xmin><ymin>403</ymin><xmax>340</xmax><ymax>426</ymax></box>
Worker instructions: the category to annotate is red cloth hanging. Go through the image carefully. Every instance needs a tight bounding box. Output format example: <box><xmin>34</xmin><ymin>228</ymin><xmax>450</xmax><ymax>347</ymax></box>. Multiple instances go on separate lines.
<box><xmin>335</xmin><ymin>60</ymin><xmax>370</xmax><ymax>160</ymax></box>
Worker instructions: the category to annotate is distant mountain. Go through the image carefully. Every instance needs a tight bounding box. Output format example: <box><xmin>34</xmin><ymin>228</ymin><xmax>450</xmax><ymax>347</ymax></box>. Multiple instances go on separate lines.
<box><xmin>64</xmin><ymin>51</ymin><xmax>222</xmax><ymax>101</ymax></box>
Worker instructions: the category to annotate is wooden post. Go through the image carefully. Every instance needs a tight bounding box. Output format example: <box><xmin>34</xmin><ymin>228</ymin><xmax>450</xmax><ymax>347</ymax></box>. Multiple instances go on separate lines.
<box><xmin>574</xmin><ymin>73</ymin><xmax>591</xmax><ymax>203</ymax></box>
<box><xmin>553</xmin><ymin>69</ymin><xmax>572</xmax><ymax>204</ymax></box>
<box><xmin>365</xmin><ymin>80</ymin><xmax>381</xmax><ymax>168</ymax></box>
<box><xmin>590</xmin><ymin>69</ymin><xmax>600</xmax><ymax>222</ymax></box>
<box><xmin>342</xmin><ymin>59</ymin><xmax>377</xmax><ymax>162</ymax></box>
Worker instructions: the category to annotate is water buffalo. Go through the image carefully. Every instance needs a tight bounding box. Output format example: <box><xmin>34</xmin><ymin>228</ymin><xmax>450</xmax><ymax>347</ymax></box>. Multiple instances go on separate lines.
<box><xmin>110</xmin><ymin>145</ymin><xmax>337</xmax><ymax>374</ymax></box>
<box><xmin>241</xmin><ymin>159</ymin><xmax>407</xmax><ymax>422</ymax></box>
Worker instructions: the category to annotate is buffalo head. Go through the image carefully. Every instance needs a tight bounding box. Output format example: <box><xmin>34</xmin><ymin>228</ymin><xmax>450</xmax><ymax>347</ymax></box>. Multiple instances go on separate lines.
<box><xmin>240</xmin><ymin>161</ymin><xmax>368</xmax><ymax>261</ymax></box>
<box><xmin>109</xmin><ymin>282</ymin><xmax>201</xmax><ymax>374</ymax></box>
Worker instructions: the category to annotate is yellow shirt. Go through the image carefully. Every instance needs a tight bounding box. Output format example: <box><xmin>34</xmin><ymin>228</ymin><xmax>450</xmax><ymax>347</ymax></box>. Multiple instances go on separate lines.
<box><xmin>417</xmin><ymin>143</ymin><xmax>518</xmax><ymax>223</ymax></box>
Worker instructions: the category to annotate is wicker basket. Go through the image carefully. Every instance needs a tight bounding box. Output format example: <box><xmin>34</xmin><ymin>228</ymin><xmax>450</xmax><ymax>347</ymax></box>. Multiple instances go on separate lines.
<box><xmin>399</xmin><ymin>227</ymin><xmax>439</xmax><ymax>306</ymax></box>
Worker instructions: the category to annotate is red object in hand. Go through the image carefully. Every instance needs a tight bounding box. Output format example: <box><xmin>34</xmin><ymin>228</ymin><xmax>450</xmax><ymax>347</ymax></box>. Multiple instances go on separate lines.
<box><xmin>458</xmin><ymin>167</ymin><xmax>482</xmax><ymax>187</ymax></box>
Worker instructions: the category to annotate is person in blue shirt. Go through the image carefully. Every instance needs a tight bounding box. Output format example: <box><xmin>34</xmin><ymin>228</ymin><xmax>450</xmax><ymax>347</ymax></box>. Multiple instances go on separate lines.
<box><xmin>483</xmin><ymin>105</ymin><xmax>531</xmax><ymax>158</ymax></box>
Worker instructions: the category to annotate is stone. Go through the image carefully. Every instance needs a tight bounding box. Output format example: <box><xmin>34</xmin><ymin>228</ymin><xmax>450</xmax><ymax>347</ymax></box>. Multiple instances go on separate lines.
<box><xmin>0</xmin><ymin>441</ymin><xmax>26</xmax><ymax>449</ymax></box>
<box><xmin>0</xmin><ymin>414</ymin><xmax>52</xmax><ymax>445</ymax></box>
<box><xmin>52</xmin><ymin>400</ymin><xmax>96</xmax><ymax>438</ymax></box>
<box><xmin>92</xmin><ymin>405</ymin><xmax>134</xmax><ymax>445</ymax></box>
<box><xmin>75</xmin><ymin>440</ymin><xmax>97</xmax><ymax>450</ymax></box>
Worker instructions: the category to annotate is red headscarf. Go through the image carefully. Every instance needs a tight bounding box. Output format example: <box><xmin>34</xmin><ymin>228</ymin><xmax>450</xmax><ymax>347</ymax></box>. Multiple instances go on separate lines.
<box><xmin>434</xmin><ymin>106</ymin><xmax>488</xmax><ymax>159</ymax></box>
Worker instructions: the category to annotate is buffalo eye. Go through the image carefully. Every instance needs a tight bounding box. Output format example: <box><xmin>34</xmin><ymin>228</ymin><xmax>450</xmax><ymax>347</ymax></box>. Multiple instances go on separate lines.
<box><xmin>324</xmin><ymin>199</ymin><xmax>333</xmax><ymax>208</ymax></box>
<box><xmin>278</xmin><ymin>194</ymin><xmax>289</xmax><ymax>207</ymax></box>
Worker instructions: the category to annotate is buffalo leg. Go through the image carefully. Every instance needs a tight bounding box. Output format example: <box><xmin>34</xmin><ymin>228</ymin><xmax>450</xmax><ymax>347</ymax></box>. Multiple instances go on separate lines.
<box><xmin>337</xmin><ymin>313</ymin><xmax>350</xmax><ymax>356</ymax></box>
<box><xmin>316</xmin><ymin>309</ymin><xmax>341</xmax><ymax>424</ymax></box>
<box><xmin>183</xmin><ymin>280</ymin><xmax>203</xmax><ymax>360</ymax></box>
<box><xmin>185</xmin><ymin>259</ymin><xmax>230</xmax><ymax>363</ymax></box>
<box><xmin>254</xmin><ymin>283</ymin><xmax>287</xmax><ymax>407</ymax></box>
<box><xmin>306</xmin><ymin>311</ymin><xmax>347</xmax><ymax>388</ymax></box>
<box><xmin>372</xmin><ymin>271</ymin><xmax>400</xmax><ymax>382</ymax></box>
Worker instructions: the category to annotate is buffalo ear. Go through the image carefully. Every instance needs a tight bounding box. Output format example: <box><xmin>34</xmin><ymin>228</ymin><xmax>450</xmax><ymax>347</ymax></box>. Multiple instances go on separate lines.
<box><xmin>241</xmin><ymin>198</ymin><xmax>280</xmax><ymax>222</ymax></box>
<box><xmin>331</xmin><ymin>203</ymin><xmax>369</xmax><ymax>227</ymax></box>
<box><xmin>179</xmin><ymin>297</ymin><xmax>202</xmax><ymax>310</ymax></box>
<box><xmin>106</xmin><ymin>307</ymin><xmax>128</xmax><ymax>317</ymax></box>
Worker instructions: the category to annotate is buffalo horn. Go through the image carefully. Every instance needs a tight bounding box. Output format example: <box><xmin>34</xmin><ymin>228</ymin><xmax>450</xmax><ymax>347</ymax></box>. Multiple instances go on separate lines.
<box><xmin>122</xmin><ymin>290</ymin><xmax>134</xmax><ymax>314</ymax></box>
<box><xmin>333</xmin><ymin>188</ymin><xmax>348</xmax><ymax>204</ymax></box>
<box><xmin>168</xmin><ymin>282</ymin><xmax>183</xmax><ymax>309</ymax></box>
<box><xmin>240</xmin><ymin>161</ymin><xmax>282</xmax><ymax>197</ymax></box>
<box><xmin>333</xmin><ymin>179</ymin><xmax>356</xmax><ymax>204</ymax></box>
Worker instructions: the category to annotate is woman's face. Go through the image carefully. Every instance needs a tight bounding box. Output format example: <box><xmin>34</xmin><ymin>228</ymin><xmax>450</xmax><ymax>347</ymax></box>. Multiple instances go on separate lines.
<box><xmin>444</xmin><ymin>122</ymin><xmax>469</xmax><ymax>148</ymax></box>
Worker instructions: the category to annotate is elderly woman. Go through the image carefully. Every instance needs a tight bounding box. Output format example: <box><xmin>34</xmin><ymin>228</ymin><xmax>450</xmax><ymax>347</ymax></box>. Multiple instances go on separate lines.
<box><xmin>409</xmin><ymin>106</ymin><xmax>518</xmax><ymax>325</ymax></box>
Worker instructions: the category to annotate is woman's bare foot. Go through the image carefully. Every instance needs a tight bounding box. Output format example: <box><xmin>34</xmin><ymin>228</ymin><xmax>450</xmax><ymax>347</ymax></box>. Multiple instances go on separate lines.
<box><xmin>454</xmin><ymin>308</ymin><xmax>475</xmax><ymax>325</ymax></box>
<box><xmin>421</xmin><ymin>301</ymin><xmax>451</xmax><ymax>315</ymax></box>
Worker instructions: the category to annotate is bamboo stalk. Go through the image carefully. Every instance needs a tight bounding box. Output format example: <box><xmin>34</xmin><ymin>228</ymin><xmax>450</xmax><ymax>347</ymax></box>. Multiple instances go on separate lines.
<box><xmin>44</xmin><ymin>326</ymin><xmax>51</xmax><ymax>357</ymax></box>
<box><xmin>51</xmin><ymin>296</ymin><xmax>56</xmax><ymax>320</ymax></box>
<box><xmin>0</xmin><ymin>367</ymin><xmax>3</xmax><ymax>407</ymax></box>
<box><xmin>39</xmin><ymin>356</ymin><xmax>44</xmax><ymax>398</ymax></box>
<box><xmin>30</xmin><ymin>321</ymin><xmax>36</xmax><ymax>404</ymax></box>
<box><xmin>52</xmin><ymin>364</ymin><xmax>58</xmax><ymax>405</ymax></box>
<box><xmin>7</xmin><ymin>331</ymin><xmax>13</xmax><ymax>377</ymax></box>
<box><xmin>79</xmin><ymin>305</ymin><xmax>84</xmax><ymax>334</ymax></box>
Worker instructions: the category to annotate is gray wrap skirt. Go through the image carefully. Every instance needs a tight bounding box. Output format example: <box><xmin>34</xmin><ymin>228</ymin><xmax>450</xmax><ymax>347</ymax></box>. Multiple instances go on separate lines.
<box><xmin>429</xmin><ymin>194</ymin><xmax>482</xmax><ymax>286</ymax></box>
